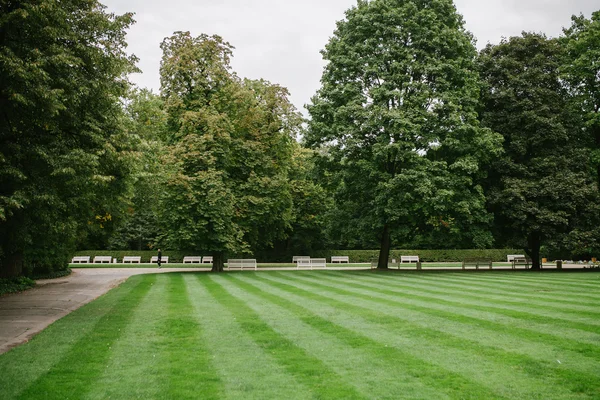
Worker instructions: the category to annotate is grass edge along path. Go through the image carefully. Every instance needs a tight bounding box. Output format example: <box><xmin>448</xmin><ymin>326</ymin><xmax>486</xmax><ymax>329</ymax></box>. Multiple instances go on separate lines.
<box><xmin>259</xmin><ymin>271</ymin><xmax>598</xmax><ymax>399</ymax></box>
<box><xmin>12</xmin><ymin>274</ymin><xmax>156</xmax><ymax>399</ymax></box>
<box><xmin>0</xmin><ymin>275</ymin><xmax>150</xmax><ymax>399</ymax></box>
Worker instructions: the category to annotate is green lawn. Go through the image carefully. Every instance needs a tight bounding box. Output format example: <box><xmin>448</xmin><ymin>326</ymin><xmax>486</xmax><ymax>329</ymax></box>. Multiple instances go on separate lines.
<box><xmin>1</xmin><ymin>271</ymin><xmax>599</xmax><ymax>399</ymax></box>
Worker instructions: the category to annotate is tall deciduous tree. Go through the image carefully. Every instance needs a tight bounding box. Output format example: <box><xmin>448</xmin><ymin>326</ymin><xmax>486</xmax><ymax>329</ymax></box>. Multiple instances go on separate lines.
<box><xmin>158</xmin><ymin>32</ymin><xmax>301</xmax><ymax>271</ymax></box>
<box><xmin>0</xmin><ymin>1</ymin><xmax>138</xmax><ymax>277</ymax></box>
<box><xmin>306</xmin><ymin>0</ymin><xmax>501</xmax><ymax>268</ymax></box>
<box><xmin>478</xmin><ymin>33</ymin><xmax>596</xmax><ymax>269</ymax></box>
<box><xmin>563</xmin><ymin>11</ymin><xmax>600</xmax><ymax>189</ymax></box>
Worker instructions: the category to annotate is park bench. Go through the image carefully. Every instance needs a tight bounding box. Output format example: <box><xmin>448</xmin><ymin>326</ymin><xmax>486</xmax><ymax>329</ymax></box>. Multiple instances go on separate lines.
<box><xmin>507</xmin><ymin>254</ymin><xmax>525</xmax><ymax>262</ymax></box>
<box><xmin>183</xmin><ymin>256</ymin><xmax>202</xmax><ymax>263</ymax></box>
<box><xmin>293</xmin><ymin>256</ymin><xmax>310</xmax><ymax>263</ymax></box>
<box><xmin>71</xmin><ymin>256</ymin><xmax>90</xmax><ymax>264</ymax></box>
<box><xmin>400</xmin><ymin>255</ymin><xmax>419</xmax><ymax>263</ymax></box>
<box><xmin>150</xmin><ymin>256</ymin><xmax>169</xmax><ymax>264</ymax></box>
<box><xmin>122</xmin><ymin>256</ymin><xmax>141</xmax><ymax>264</ymax></box>
<box><xmin>512</xmin><ymin>257</ymin><xmax>532</xmax><ymax>269</ymax></box>
<box><xmin>462</xmin><ymin>258</ymin><xmax>492</xmax><ymax>270</ymax></box>
<box><xmin>297</xmin><ymin>258</ymin><xmax>326</xmax><ymax>270</ymax></box>
<box><xmin>331</xmin><ymin>256</ymin><xmax>349</xmax><ymax>263</ymax></box>
<box><xmin>227</xmin><ymin>259</ymin><xmax>257</xmax><ymax>270</ymax></box>
<box><xmin>93</xmin><ymin>256</ymin><xmax>112</xmax><ymax>264</ymax></box>
<box><xmin>202</xmin><ymin>256</ymin><xmax>213</xmax><ymax>264</ymax></box>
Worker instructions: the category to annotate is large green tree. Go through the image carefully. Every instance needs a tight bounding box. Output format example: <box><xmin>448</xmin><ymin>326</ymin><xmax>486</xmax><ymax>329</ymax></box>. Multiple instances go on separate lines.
<box><xmin>306</xmin><ymin>0</ymin><xmax>501</xmax><ymax>268</ymax></box>
<box><xmin>0</xmin><ymin>0</ymin><xmax>138</xmax><ymax>277</ymax></box>
<box><xmin>478</xmin><ymin>33</ymin><xmax>597</xmax><ymax>269</ymax></box>
<box><xmin>563</xmin><ymin>11</ymin><xmax>600</xmax><ymax>188</ymax></box>
<box><xmin>158</xmin><ymin>32</ymin><xmax>301</xmax><ymax>271</ymax></box>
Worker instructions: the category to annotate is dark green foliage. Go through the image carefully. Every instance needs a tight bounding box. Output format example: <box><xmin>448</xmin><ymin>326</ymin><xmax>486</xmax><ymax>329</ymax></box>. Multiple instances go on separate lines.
<box><xmin>477</xmin><ymin>33</ymin><xmax>597</xmax><ymax>269</ymax></box>
<box><xmin>0</xmin><ymin>0</ymin><xmax>138</xmax><ymax>277</ymax></box>
<box><xmin>158</xmin><ymin>32</ymin><xmax>302</xmax><ymax>271</ymax></box>
<box><xmin>306</xmin><ymin>0</ymin><xmax>502</xmax><ymax>268</ymax></box>
<box><xmin>0</xmin><ymin>276</ymin><xmax>35</xmax><ymax>296</ymax></box>
<box><xmin>28</xmin><ymin>268</ymin><xmax>71</xmax><ymax>280</ymax></box>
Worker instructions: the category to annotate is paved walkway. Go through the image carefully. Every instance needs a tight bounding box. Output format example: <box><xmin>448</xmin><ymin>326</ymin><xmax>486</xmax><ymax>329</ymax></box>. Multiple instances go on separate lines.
<box><xmin>0</xmin><ymin>267</ymin><xmax>207</xmax><ymax>355</ymax></box>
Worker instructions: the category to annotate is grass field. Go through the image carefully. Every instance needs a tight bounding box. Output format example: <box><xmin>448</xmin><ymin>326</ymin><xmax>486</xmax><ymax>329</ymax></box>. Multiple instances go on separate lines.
<box><xmin>1</xmin><ymin>270</ymin><xmax>599</xmax><ymax>399</ymax></box>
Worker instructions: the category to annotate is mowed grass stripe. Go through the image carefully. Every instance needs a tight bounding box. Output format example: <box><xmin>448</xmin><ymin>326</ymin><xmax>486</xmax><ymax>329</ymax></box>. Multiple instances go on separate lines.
<box><xmin>357</xmin><ymin>272</ymin><xmax>600</xmax><ymax>317</ymax></box>
<box><xmin>395</xmin><ymin>272</ymin><xmax>600</xmax><ymax>307</ymax></box>
<box><xmin>0</xmin><ymin>275</ymin><xmax>149</xmax><ymax>399</ymax></box>
<box><xmin>328</xmin><ymin>272</ymin><xmax>600</xmax><ymax>334</ymax></box>
<box><xmin>309</xmin><ymin>272</ymin><xmax>600</xmax><ymax>351</ymax></box>
<box><xmin>426</xmin><ymin>272</ymin><xmax>600</xmax><ymax>300</ymax></box>
<box><xmin>15</xmin><ymin>274</ymin><xmax>156</xmax><ymax>400</ymax></box>
<box><xmin>184</xmin><ymin>274</ymin><xmax>312</xmax><ymax>400</ymax></box>
<box><xmin>85</xmin><ymin>274</ymin><xmax>169</xmax><ymax>399</ymax></box>
<box><xmin>431</xmin><ymin>273</ymin><xmax>600</xmax><ymax>298</ymax></box>
<box><xmin>262</xmin><ymin>272</ymin><xmax>600</xmax><ymax>398</ymax></box>
<box><xmin>226</xmin><ymin>273</ymin><xmax>497</xmax><ymax>400</ymax></box>
<box><xmin>158</xmin><ymin>273</ymin><xmax>223</xmax><ymax>399</ymax></box>
<box><xmin>202</xmin><ymin>274</ymin><xmax>366</xmax><ymax>400</ymax></box>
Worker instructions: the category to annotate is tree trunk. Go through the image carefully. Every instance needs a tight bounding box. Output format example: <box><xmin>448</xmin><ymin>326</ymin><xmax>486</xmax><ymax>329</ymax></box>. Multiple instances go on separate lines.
<box><xmin>211</xmin><ymin>251</ymin><xmax>225</xmax><ymax>272</ymax></box>
<box><xmin>0</xmin><ymin>251</ymin><xmax>24</xmax><ymax>279</ymax></box>
<box><xmin>377</xmin><ymin>224</ymin><xmax>391</xmax><ymax>269</ymax></box>
<box><xmin>525</xmin><ymin>232</ymin><xmax>541</xmax><ymax>270</ymax></box>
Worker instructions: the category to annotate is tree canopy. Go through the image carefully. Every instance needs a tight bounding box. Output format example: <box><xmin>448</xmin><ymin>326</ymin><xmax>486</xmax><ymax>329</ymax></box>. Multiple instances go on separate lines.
<box><xmin>306</xmin><ymin>0</ymin><xmax>502</xmax><ymax>268</ymax></box>
<box><xmin>477</xmin><ymin>33</ymin><xmax>597</xmax><ymax>269</ymax></box>
<box><xmin>158</xmin><ymin>32</ymin><xmax>302</xmax><ymax>271</ymax></box>
<box><xmin>0</xmin><ymin>0</ymin><xmax>138</xmax><ymax>277</ymax></box>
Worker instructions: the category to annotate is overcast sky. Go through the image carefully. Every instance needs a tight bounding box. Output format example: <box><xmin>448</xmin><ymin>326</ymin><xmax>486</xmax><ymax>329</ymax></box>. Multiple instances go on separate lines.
<box><xmin>101</xmin><ymin>0</ymin><xmax>598</xmax><ymax>116</ymax></box>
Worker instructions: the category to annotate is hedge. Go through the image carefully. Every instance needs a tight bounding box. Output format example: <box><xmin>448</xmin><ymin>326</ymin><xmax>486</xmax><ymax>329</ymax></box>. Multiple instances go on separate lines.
<box><xmin>74</xmin><ymin>249</ymin><xmax>523</xmax><ymax>263</ymax></box>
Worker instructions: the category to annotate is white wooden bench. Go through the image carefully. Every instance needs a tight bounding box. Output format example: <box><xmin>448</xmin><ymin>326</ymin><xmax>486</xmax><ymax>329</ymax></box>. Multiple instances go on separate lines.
<box><xmin>227</xmin><ymin>259</ymin><xmax>257</xmax><ymax>270</ymax></box>
<box><xmin>93</xmin><ymin>256</ymin><xmax>112</xmax><ymax>264</ymax></box>
<box><xmin>400</xmin><ymin>256</ymin><xmax>419</xmax><ymax>263</ymax></box>
<box><xmin>331</xmin><ymin>256</ymin><xmax>349</xmax><ymax>263</ymax></box>
<box><xmin>71</xmin><ymin>256</ymin><xmax>90</xmax><ymax>264</ymax></box>
<box><xmin>296</xmin><ymin>258</ymin><xmax>326</xmax><ymax>270</ymax></box>
<box><xmin>202</xmin><ymin>256</ymin><xmax>213</xmax><ymax>264</ymax></box>
<box><xmin>297</xmin><ymin>258</ymin><xmax>312</xmax><ymax>269</ymax></box>
<box><xmin>122</xmin><ymin>256</ymin><xmax>141</xmax><ymax>264</ymax></box>
<box><xmin>293</xmin><ymin>256</ymin><xmax>310</xmax><ymax>263</ymax></box>
<box><xmin>512</xmin><ymin>257</ymin><xmax>531</xmax><ymax>269</ymax></box>
<box><xmin>183</xmin><ymin>256</ymin><xmax>202</xmax><ymax>263</ymax></box>
<box><xmin>507</xmin><ymin>254</ymin><xmax>525</xmax><ymax>262</ymax></box>
<box><xmin>150</xmin><ymin>256</ymin><xmax>169</xmax><ymax>264</ymax></box>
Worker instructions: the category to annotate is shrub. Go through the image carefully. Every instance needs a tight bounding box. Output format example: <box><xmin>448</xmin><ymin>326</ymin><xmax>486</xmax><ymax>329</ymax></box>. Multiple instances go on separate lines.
<box><xmin>0</xmin><ymin>276</ymin><xmax>36</xmax><ymax>296</ymax></box>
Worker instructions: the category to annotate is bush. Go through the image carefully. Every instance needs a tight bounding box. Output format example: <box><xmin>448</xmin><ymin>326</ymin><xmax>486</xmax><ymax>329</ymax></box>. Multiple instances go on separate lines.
<box><xmin>30</xmin><ymin>268</ymin><xmax>72</xmax><ymax>280</ymax></box>
<box><xmin>0</xmin><ymin>276</ymin><xmax>36</xmax><ymax>296</ymax></box>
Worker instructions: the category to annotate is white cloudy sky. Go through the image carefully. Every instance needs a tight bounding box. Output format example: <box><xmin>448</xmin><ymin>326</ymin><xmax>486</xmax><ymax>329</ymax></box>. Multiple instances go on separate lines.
<box><xmin>101</xmin><ymin>0</ymin><xmax>598</xmax><ymax>116</ymax></box>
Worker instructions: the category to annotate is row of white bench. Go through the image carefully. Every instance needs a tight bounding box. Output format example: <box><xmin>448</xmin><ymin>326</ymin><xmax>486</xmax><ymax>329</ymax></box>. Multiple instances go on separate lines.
<box><xmin>293</xmin><ymin>256</ymin><xmax>352</xmax><ymax>263</ymax></box>
<box><xmin>70</xmin><ymin>256</ymin><xmax>212</xmax><ymax>264</ymax></box>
